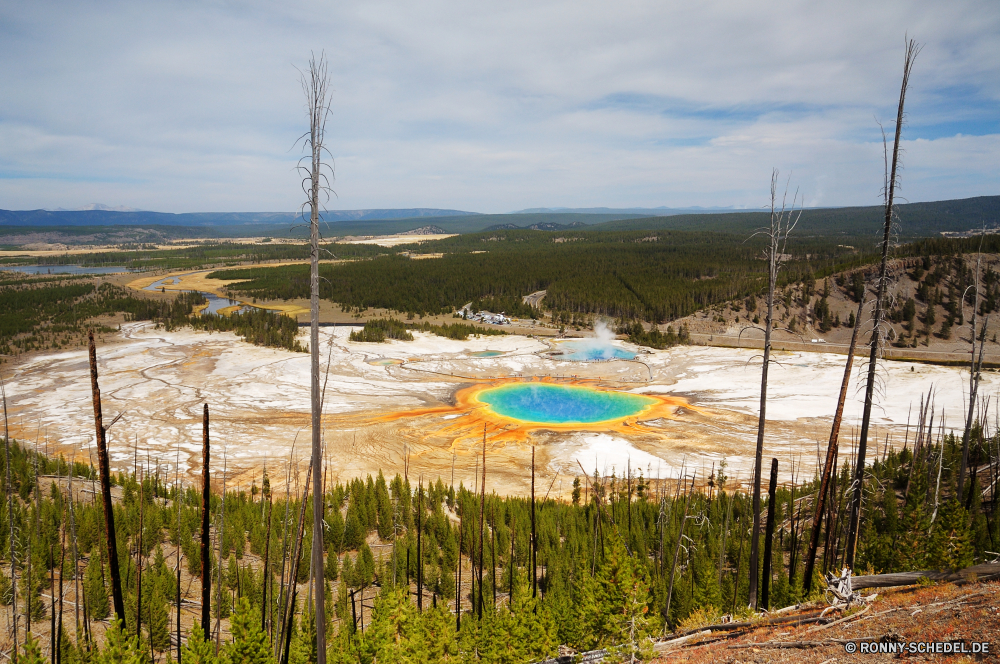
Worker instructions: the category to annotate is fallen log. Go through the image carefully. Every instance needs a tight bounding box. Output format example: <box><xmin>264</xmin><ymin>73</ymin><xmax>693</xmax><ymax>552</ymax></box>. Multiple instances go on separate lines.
<box><xmin>728</xmin><ymin>641</ymin><xmax>827</xmax><ymax>650</ymax></box>
<box><xmin>666</xmin><ymin>610</ymin><xmax>828</xmax><ymax>639</ymax></box>
<box><xmin>653</xmin><ymin>630</ymin><xmax>712</xmax><ymax>652</ymax></box>
<box><xmin>851</xmin><ymin>563</ymin><xmax>1000</xmax><ymax>589</ymax></box>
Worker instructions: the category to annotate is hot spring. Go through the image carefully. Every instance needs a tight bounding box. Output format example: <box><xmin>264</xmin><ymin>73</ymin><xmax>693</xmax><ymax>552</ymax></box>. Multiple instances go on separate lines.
<box><xmin>557</xmin><ymin>341</ymin><xmax>636</xmax><ymax>361</ymax></box>
<box><xmin>553</xmin><ymin>321</ymin><xmax>636</xmax><ymax>361</ymax></box>
<box><xmin>475</xmin><ymin>383</ymin><xmax>655</xmax><ymax>424</ymax></box>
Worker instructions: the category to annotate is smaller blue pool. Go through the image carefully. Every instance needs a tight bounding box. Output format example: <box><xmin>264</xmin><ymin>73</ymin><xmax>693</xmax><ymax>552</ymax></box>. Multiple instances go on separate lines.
<box><xmin>557</xmin><ymin>340</ymin><xmax>636</xmax><ymax>361</ymax></box>
<box><xmin>471</xmin><ymin>350</ymin><xmax>503</xmax><ymax>358</ymax></box>
<box><xmin>2</xmin><ymin>265</ymin><xmax>134</xmax><ymax>275</ymax></box>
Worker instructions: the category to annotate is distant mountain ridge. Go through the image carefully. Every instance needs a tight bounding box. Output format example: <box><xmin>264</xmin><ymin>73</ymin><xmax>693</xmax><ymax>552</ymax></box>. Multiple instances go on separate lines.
<box><xmin>511</xmin><ymin>206</ymin><xmax>751</xmax><ymax>215</ymax></box>
<box><xmin>586</xmin><ymin>195</ymin><xmax>1000</xmax><ymax>238</ymax></box>
<box><xmin>484</xmin><ymin>221</ymin><xmax>589</xmax><ymax>231</ymax></box>
<box><xmin>0</xmin><ymin>208</ymin><xmax>477</xmax><ymax>227</ymax></box>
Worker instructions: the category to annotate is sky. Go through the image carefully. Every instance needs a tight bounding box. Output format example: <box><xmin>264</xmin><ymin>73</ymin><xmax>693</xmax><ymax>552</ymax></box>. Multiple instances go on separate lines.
<box><xmin>1</xmin><ymin>1</ymin><xmax>998</xmax><ymax>214</ymax></box>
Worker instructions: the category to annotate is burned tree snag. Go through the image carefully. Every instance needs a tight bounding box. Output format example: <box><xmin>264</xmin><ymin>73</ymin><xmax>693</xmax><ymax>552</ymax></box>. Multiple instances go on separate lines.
<box><xmin>846</xmin><ymin>39</ymin><xmax>920</xmax><ymax>568</ymax></box>
<box><xmin>200</xmin><ymin>404</ymin><xmax>211</xmax><ymax>637</ymax></box>
<box><xmin>761</xmin><ymin>459</ymin><xmax>779</xmax><ymax>610</ymax></box>
<box><xmin>804</xmin><ymin>296</ymin><xmax>865</xmax><ymax>591</ymax></box>
<box><xmin>88</xmin><ymin>330</ymin><xmax>126</xmax><ymax>622</ymax></box>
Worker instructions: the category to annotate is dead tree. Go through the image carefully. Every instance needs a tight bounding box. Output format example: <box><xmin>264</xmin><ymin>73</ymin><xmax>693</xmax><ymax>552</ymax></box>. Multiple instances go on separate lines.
<box><xmin>214</xmin><ymin>452</ymin><xmax>228</xmax><ymax>652</ymax></box>
<box><xmin>747</xmin><ymin>172</ymin><xmax>800</xmax><ymax>609</ymax></box>
<box><xmin>200</xmin><ymin>404</ymin><xmax>211</xmax><ymax>636</ymax></box>
<box><xmin>88</xmin><ymin>330</ymin><xmax>126</xmax><ymax>622</ymax></box>
<box><xmin>959</xmin><ymin>246</ymin><xmax>989</xmax><ymax>504</ymax></box>
<box><xmin>845</xmin><ymin>38</ymin><xmax>920</xmax><ymax>569</ymax></box>
<box><xmin>175</xmin><ymin>444</ymin><xmax>182</xmax><ymax>664</ymax></box>
<box><xmin>760</xmin><ymin>459</ymin><xmax>778</xmax><ymax>610</ymax></box>
<box><xmin>261</xmin><ymin>490</ymin><xmax>273</xmax><ymax>635</ymax></box>
<box><xmin>277</xmin><ymin>458</ymin><xmax>313</xmax><ymax>664</ymax></box>
<box><xmin>455</xmin><ymin>516</ymin><xmax>463</xmax><ymax>630</ymax></box>
<box><xmin>298</xmin><ymin>51</ymin><xmax>333</xmax><ymax>664</ymax></box>
<box><xmin>530</xmin><ymin>445</ymin><xmax>537</xmax><ymax>599</ymax></box>
<box><xmin>1</xmin><ymin>368</ymin><xmax>18</xmax><ymax>661</ymax></box>
<box><xmin>417</xmin><ymin>480</ymin><xmax>423</xmax><ymax>611</ymax></box>
<box><xmin>804</xmin><ymin>296</ymin><xmax>866</xmax><ymax>591</ymax></box>
<box><xmin>664</xmin><ymin>473</ymin><xmax>696</xmax><ymax>625</ymax></box>
<box><xmin>478</xmin><ymin>428</ymin><xmax>487</xmax><ymax>618</ymax></box>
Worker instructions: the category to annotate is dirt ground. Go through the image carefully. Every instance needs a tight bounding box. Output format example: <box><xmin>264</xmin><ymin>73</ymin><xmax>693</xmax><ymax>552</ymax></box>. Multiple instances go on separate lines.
<box><xmin>653</xmin><ymin>580</ymin><xmax>1000</xmax><ymax>663</ymax></box>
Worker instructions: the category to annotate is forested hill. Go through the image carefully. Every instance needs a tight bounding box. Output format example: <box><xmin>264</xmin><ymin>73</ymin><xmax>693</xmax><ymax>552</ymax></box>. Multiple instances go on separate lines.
<box><xmin>213</xmin><ymin>229</ymin><xmax>866</xmax><ymax>322</ymax></box>
<box><xmin>588</xmin><ymin>195</ymin><xmax>1000</xmax><ymax>238</ymax></box>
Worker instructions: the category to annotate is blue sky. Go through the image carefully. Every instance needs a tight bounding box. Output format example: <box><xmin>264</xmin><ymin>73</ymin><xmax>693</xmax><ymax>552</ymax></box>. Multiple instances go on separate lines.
<box><xmin>0</xmin><ymin>0</ymin><xmax>997</xmax><ymax>213</ymax></box>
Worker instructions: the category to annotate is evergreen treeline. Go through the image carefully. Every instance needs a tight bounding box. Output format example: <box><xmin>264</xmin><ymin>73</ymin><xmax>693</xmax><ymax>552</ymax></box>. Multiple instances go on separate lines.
<box><xmin>0</xmin><ymin>280</ymin><xmax>304</xmax><ymax>359</ymax></box>
<box><xmin>211</xmin><ymin>229</ymin><xmax>865</xmax><ymax>324</ymax></box>
<box><xmin>189</xmin><ymin>308</ymin><xmax>305</xmax><ymax>353</ymax></box>
<box><xmin>348</xmin><ymin>319</ymin><xmax>508</xmax><ymax>343</ymax></box>
<box><xmin>412</xmin><ymin>322</ymin><xmax>506</xmax><ymax>341</ymax></box>
<box><xmin>618</xmin><ymin>322</ymin><xmax>690</xmax><ymax>349</ymax></box>
<box><xmin>349</xmin><ymin>319</ymin><xmax>414</xmax><ymax>343</ymax></box>
<box><xmin>7</xmin><ymin>243</ymin><xmax>389</xmax><ymax>272</ymax></box>
<box><xmin>1</xmin><ymin>413</ymin><xmax>996</xmax><ymax>663</ymax></box>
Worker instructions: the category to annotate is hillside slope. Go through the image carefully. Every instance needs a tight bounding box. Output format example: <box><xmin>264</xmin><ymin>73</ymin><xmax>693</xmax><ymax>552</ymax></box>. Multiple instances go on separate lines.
<box><xmin>589</xmin><ymin>196</ymin><xmax>1000</xmax><ymax>238</ymax></box>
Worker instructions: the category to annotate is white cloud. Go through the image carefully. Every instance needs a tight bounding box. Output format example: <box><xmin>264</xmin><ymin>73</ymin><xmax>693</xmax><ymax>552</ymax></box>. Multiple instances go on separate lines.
<box><xmin>0</xmin><ymin>0</ymin><xmax>998</xmax><ymax>212</ymax></box>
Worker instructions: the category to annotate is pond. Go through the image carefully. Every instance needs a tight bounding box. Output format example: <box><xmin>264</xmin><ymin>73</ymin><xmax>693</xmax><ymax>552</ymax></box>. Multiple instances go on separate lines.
<box><xmin>143</xmin><ymin>272</ymin><xmax>277</xmax><ymax>316</ymax></box>
<box><xmin>476</xmin><ymin>383</ymin><xmax>655</xmax><ymax>424</ymax></box>
<box><xmin>556</xmin><ymin>340</ymin><xmax>636</xmax><ymax>361</ymax></box>
<box><xmin>1</xmin><ymin>265</ymin><xmax>135</xmax><ymax>275</ymax></box>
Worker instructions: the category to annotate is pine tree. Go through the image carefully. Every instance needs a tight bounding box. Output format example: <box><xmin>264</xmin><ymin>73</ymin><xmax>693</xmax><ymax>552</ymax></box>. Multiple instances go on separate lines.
<box><xmin>145</xmin><ymin>584</ymin><xmax>170</xmax><ymax>653</ymax></box>
<box><xmin>227</xmin><ymin>555</ymin><xmax>240</xmax><ymax>591</ymax></box>
<box><xmin>0</xmin><ymin>569</ymin><xmax>12</xmax><ymax>605</ymax></box>
<box><xmin>340</xmin><ymin>554</ymin><xmax>354</xmax><ymax>589</ymax></box>
<box><xmin>94</xmin><ymin>618</ymin><xmax>147</xmax><ymax>664</ymax></box>
<box><xmin>181</xmin><ymin>624</ymin><xmax>218</xmax><ymax>664</ymax></box>
<box><xmin>356</xmin><ymin>543</ymin><xmax>375</xmax><ymax>589</ymax></box>
<box><xmin>375</xmin><ymin>471</ymin><xmax>393</xmax><ymax>541</ymax></box>
<box><xmin>343</xmin><ymin>507</ymin><xmax>364</xmax><ymax>551</ymax></box>
<box><xmin>85</xmin><ymin>550</ymin><xmax>110</xmax><ymax>621</ymax></box>
<box><xmin>20</xmin><ymin>558</ymin><xmax>45</xmax><ymax>621</ymax></box>
<box><xmin>223</xmin><ymin>598</ymin><xmax>274</xmax><ymax>664</ymax></box>
<box><xmin>324</xmin><ymin>548</ymin><xmax>338</xmax><ymax>582</ymax></box>
<box><xmin>574</xmin><ymin>539</ymin><xmax>657</xmax><ymax>656</ymax></box>
<box><xmin>19</xmin><ymin>633</ymin><xmax>46</xmax><ymax>664</ymax></box>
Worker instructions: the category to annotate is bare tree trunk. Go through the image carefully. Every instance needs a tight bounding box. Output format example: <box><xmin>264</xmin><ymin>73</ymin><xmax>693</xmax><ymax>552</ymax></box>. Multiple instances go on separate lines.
<box><xmin>417</xmin><ymin>481</ymin><xmax>423</xmax><ymax>611</ymax></box>
<box><xmin>846</xmin><ymin>39</ymin><xmax>920</xmax><ymax>569</ymax></box>
<box><xmin>262</xmin><ymin>494</ymin><xmax>272</xmax><ymax>635</ymax></box>
<box><xmin>300</xmin><ymin>53</ymin><xmax>331</xmax><ymax>664</ymax></box>
<box><xmin>717</xmin><ymin>490</ymin><xmax>734</xmax><ymax>590</ymax></box>
<box><xmin>665</xmin><ymin>473</ymin><xmax>695</xmax><ymax>625</ymax></box>
<box><xmin>455</xmin><ymin>517</ymin><xmax>462</xmax><ymax>631</ymax></box>
<box><xmin>214</xmin><ymin>454</ymin><xmax>227</xmax><ymax>653</ymax></box>
<box><xmin>804</xmin><ymin>296</ymin><xmax>864</xmax><ymax>591</ymax></box>
<box><xmin>761</xmin><ymin>459</ymin><xmax>778</xmax><ymax>610</ymax></box>
<box><xmin>478</xmin><ymin>429</ymin><xmax>486</xmax><ymax>619</ymax></box>
<box><xmin>200</xmin><ymin>404</ymin><xmax>211</xmax><ymax>636</ymax></box>
<box><xmin>2</xmin><ymin>370</ymin><xmax>18</xmax><ymax>662</ymax></box>
<box><xmin>174</xmin><ymin>443</ymin><xmax>182</xmax><ymax>664</ymax></box>
<box><xmin>68</xmin><ymin>467</ymin><xmax>79</xmax><ymax>647</ymax></box>
<box><xmin>491</xmin><ymin>505</ymin><xmax>497</xmax><ymax>608</ymax></box>
<box><xmin>136</xmin><ymin>476</ymin><xmax>144</xmax><ymax>639</ymax></box>
<box><xmin>508</xmin><ymin>514</ymin><xmax>516</xmax><ymax>606</ymax></box>
<box><xmin>748</xmin><ymin>172</ymin><xmax>800</xmax><ymax>609</ymax></box>
<box><xmin>277</xmin><ymin>459</ymin><xmax>313</xmax><ymax>664</ymax></box>
<box><xmin>959</xmin><ymin>313</ymin><xmax>988</xmax><ymax>504</ymax></box>
<box><xmin>88</xmin><ymin>330</ymin><xmax>126</xmax><ymax>622</ymax></box>
<box><xmin>530</xmin><ymin>445</ymin><xmax>537</xmax><ymax>599</ymax></box>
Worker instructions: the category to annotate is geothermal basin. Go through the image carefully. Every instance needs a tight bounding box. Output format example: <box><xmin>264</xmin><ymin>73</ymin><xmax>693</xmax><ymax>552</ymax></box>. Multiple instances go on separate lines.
<box><xmin>3</xmin><ymin>322</ymin><xmax>995</xmax><ymax>497</ymax></box>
